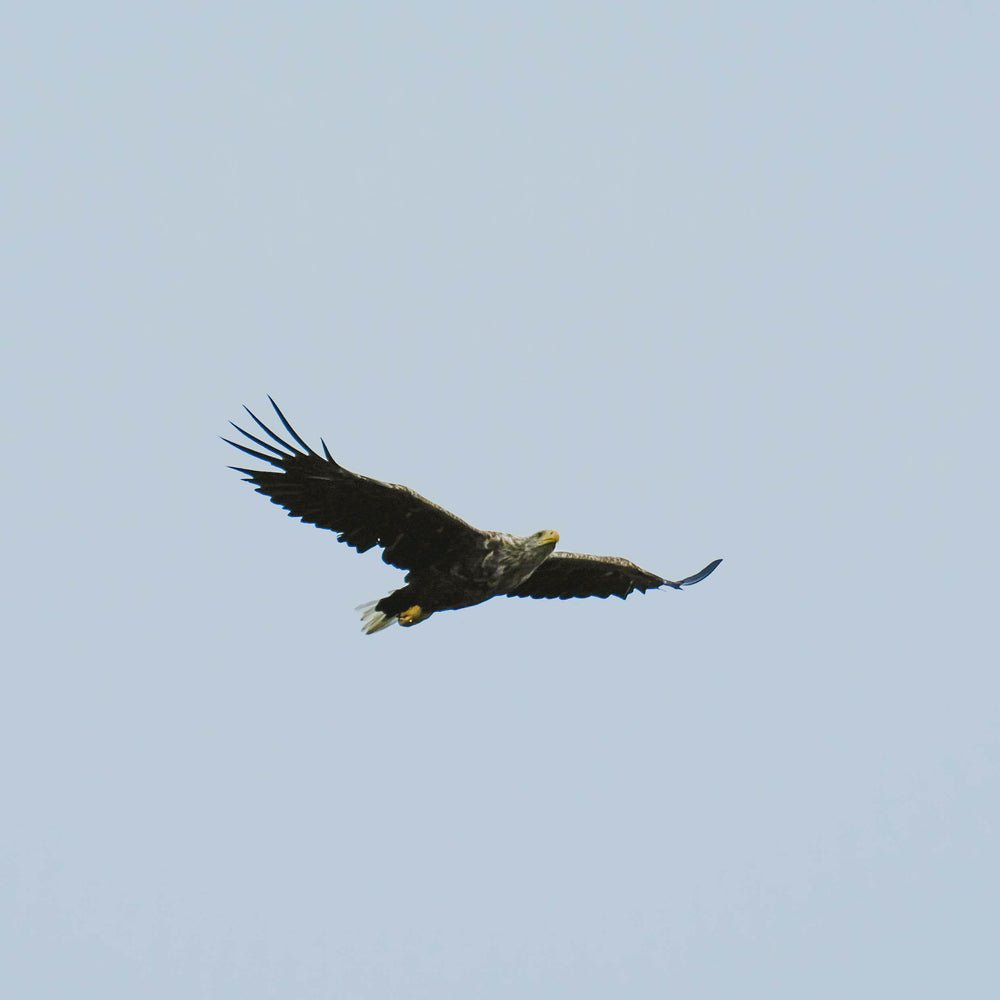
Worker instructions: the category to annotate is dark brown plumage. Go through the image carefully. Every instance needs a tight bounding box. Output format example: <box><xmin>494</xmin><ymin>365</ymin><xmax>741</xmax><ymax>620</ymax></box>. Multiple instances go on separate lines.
<box><xmin>224</xmin><ymin>398</ymin><xmax>721</xmax><ymax>633</ymax></box>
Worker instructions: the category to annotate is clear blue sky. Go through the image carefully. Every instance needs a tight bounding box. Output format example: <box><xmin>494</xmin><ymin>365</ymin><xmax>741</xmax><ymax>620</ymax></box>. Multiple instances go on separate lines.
<box><xmin>3</xmin><ymin>3</ymin><xmax>998</xmax><ymax>997</ymax></box>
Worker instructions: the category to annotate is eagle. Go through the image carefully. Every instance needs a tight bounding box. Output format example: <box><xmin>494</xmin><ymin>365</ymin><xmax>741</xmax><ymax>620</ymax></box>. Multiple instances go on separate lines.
<box><xmin>224</xmin><ymin>398</ymin><xmax>722</xmax><ymax>634</ymax></box>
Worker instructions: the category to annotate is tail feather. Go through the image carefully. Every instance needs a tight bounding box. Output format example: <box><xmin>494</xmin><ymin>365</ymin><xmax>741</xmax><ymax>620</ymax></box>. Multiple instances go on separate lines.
<box><xmin>356</xmin><ymin>600</ymin><xmax>396</xmax><ymax>635</ymax></box>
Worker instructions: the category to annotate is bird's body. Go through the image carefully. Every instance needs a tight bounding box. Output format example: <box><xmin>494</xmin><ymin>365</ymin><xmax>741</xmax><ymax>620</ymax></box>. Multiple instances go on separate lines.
<box><xmin>355</xmin><ymin>529</ymin><xmax>562</xmax><ymax>633</ymax></box>
<box><xmin>224</xmin><ymin>399</ymin><xmax>721</xmax><ymax>634</ymax></box>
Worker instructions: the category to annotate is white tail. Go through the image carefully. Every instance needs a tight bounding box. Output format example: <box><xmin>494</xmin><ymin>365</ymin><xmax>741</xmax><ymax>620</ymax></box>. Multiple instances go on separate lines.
<box><xmin>356</xmin><ymin>600</ymin><xmax>396</xmax><ymax>635</ymax></box>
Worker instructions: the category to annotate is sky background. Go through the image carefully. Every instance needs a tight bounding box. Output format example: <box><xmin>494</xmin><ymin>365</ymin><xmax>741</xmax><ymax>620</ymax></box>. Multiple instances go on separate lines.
<box><xmin>3</xmin><ymin>3</ymin><xmax>998</xmax><ymax>997</ymax></box>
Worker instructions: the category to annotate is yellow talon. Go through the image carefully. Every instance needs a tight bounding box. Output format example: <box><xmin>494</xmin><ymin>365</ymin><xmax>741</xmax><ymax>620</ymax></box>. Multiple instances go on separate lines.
<box><xmin>398</xmin><ymin>605</ymin><xmax>425</xmax><ymax>627</ymax></box>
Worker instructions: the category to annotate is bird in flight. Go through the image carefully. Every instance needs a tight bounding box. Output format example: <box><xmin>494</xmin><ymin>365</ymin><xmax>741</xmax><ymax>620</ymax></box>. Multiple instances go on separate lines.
<box><xmin>224</xmin><ymin>398</ymin><xmax>722</xmax><ymax>634</ymax></box>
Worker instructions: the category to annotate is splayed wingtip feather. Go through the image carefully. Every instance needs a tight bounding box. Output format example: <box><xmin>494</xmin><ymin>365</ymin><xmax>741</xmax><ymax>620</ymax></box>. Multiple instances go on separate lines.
<box><xmin>267</xmin><ymin>397</ymin><xmax>315</xmax><ymax>455</ymax></box>
<box><xmin>221</xmin><ymin>435</ymin><xmax>281</xmax><ymax>464</ymax></box>
<box><xmin>242</xmin><ymin>406</ymin><xmax>300</xmax><ymax>455</ymax></box>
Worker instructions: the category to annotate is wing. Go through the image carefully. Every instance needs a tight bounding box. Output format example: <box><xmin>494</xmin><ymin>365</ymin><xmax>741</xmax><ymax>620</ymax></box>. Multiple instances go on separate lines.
<box><xmin>223</xmin><ymin>398</ymin><xmax>487</xmax><ymax>572</ymax></box>
<box><xmin>506</xmin><ymin>552</ymin><xmax>722</xmax><ymax>600</ymax></box>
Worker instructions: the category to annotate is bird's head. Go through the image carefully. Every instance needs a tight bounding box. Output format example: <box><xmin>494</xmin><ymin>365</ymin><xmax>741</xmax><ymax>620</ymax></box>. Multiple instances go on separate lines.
<box><xmin>531</xmin><ymin>529</ymin><xmax>560</xmax><ymax>549</ymax></box>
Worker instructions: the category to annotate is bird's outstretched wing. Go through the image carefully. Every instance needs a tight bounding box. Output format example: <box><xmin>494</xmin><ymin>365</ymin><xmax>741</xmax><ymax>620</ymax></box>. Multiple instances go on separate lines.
<box><xmin>223</xmin><ymin>398</ymin><xmax>486</xmax><ymax>572</ymax></box>
<box><xmin>506</xmin><ymin>553</ymin><xmax>722</xmax><ymax>600</ymax></box>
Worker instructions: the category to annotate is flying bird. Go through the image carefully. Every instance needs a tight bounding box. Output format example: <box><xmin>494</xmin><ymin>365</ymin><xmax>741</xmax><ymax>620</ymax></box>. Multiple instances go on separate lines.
<box><xmin>224</xmin><ymin>398</ymin><xmax>722</xmax><ymax>634</ymax></box>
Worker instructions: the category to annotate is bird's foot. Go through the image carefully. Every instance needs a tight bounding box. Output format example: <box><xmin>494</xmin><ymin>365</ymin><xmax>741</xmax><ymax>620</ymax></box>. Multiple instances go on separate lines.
<box><xmin>398</xmin><ymin>605</ymin><xmax>428</xmax><ymax>627</ymax></box>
